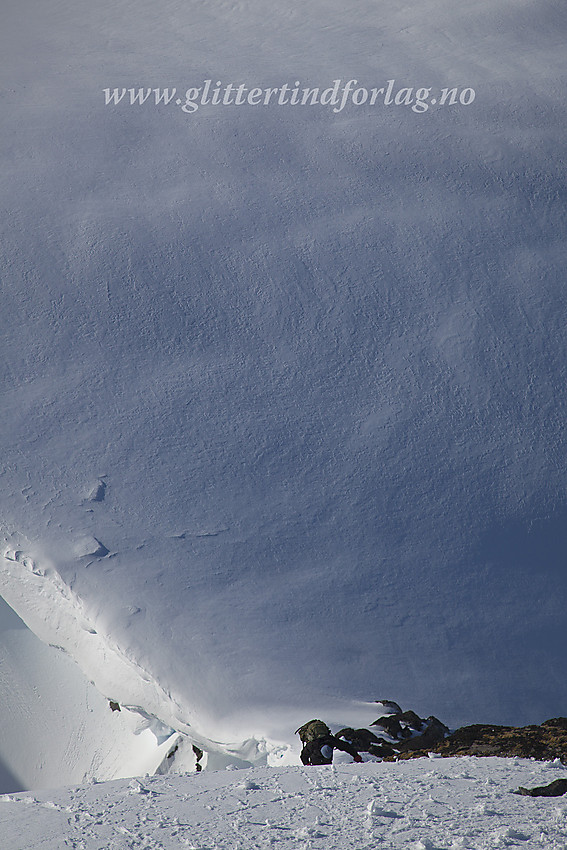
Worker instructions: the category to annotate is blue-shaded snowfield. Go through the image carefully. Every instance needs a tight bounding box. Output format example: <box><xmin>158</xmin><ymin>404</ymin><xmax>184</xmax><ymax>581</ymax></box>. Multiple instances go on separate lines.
<box><xmin>1</xmin><ymin>0</ymin><xmax>567</xmax><ymax>818</ymax></box>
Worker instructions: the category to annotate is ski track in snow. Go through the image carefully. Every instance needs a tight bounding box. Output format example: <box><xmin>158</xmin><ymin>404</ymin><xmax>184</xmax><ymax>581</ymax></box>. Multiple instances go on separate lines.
<box><xmin>1</xmin><ymin>758</ymin><xmax>567</xmax><ymax>850</ymax></box>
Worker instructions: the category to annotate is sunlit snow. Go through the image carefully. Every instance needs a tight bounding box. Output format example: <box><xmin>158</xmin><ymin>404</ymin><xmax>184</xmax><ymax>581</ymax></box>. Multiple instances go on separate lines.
<box><xmin>3</xmin><ymin>758</ymin><xmax>567</xmax><ymax>850</ymax></box>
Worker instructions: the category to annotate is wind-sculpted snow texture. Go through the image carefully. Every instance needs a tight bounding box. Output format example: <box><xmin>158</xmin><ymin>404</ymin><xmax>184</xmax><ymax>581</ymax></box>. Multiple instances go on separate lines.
<box><xmin>3</xmin><ymin>758</ymin><xmax>567</xmax><ymax>850</ymax></box>
<box><xmin>1</xmin><ymin>0</ymin><xmax>567</xmax><ymax>781</ymax></box>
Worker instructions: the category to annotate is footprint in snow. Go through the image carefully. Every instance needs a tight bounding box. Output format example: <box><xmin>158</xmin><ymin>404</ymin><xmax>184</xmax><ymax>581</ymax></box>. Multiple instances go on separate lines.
<box><xmin>73</xmin><ymin>536</ymin><xmax>109</xmax><ymax>558</ymax></box>
<box><xmin>85</xmin><ymin>479</ymin><xmax>107</xmax><ymax>503</ymax></box>
<box><xmin>3</xmin><ymin>549</ymin><xmax>45</xmax><ymax>575</ymax></box>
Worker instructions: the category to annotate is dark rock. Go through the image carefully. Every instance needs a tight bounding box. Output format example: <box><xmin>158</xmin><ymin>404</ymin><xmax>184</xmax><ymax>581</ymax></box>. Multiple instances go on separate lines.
<box><xmin>338</xmin><ymin>705</ymin><xmax>450</xmax><ymax>761</ymax></box>
<box><xmin>336</xmin><ymin>727</ymin><xmax>382</xmax><ymax>750</ymax></box>
<box><xmin>369</xmin><ymin>708</ymin><xmax>451</xmax><ymax>755</ymax></box>
<box><xmin>192</xmin><ymin>745</ymin><xmax>204</xmax><ymax>772</ymax></box>
<box><xmin>399</xmin><ymin>710</ymin><xmax>424</xmax><ymax>732</ymax></box>
<box><xmin>351</xmin><ymin>703</ymin><xmax>567</xmax><ymax>765</ymax></box>
<box><xmin>371</xmin><ymin>715</ymin><xmax>407</xmax><ymax>739</ymax></box>
<box><xmin>514</xmin><ymin>779</ymin><xmax>567</xmax><ymax>797</ymax></box>
<box><xmin>426</xmin><ymin>716</ymin><xmax>451</xmax><ymax>737</ymax></box>
<box><xmin>542</xmin><ymin>718</ymin><xmax>567</xmax><ymax>731</ymax></box>
<box><xmin>368</xmin><ymin>742</ymin><xmax>397</xmax><ymax>758</ymax></box>
<box><xmin>374</xmin><ymin>700</ymin><xmax>402</xmax><ymax>715</ymax></box>
<box><xmin>397</xmin><ymin>716</ymin><xmax>450</xmax><ymax>753</ymax></box>
<box><xmin>336</xmin><ymin>727</ymin><xmax>397</xmax><ymax>758</ymax></box>
<box><xmin>399</xmin><ymin>718</ymin><xmax>567</xmax><ymax>763</ymax></box>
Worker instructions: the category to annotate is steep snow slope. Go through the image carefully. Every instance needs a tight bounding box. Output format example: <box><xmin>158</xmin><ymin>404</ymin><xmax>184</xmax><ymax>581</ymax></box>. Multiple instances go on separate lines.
<box><xmin>0</xmin><ymin>595</ymin><xmax>193</xmax><ymax>793</ymax></box>
<box><xmin>1</xmin><ymin>0</ymin><xmax>567</xmax><ymax>783</ymax></box>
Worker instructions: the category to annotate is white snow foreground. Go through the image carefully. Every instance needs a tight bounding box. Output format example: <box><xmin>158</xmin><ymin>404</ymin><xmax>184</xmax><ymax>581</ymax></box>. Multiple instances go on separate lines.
<box><xmin>2</xmin><ymin>757</ymin><xmax>567</xmax><ymax>850</ymax></box>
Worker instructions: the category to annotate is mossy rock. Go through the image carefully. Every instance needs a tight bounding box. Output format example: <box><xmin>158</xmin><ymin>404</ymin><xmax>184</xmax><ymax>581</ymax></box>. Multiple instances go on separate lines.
<box><xmin>397</xmin><ymin>718</ymin><xmax>567</xmax><ymax>763</ymax></box>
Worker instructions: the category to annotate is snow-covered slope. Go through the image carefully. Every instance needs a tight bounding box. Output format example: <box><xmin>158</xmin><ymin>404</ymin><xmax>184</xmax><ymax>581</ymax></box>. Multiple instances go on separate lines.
<box><xmin>1</xmin><ymin>0</ymin><xmax>567</xmax><ymax>789</ymax></box>
<box><xmin>0</xmin><ymin>595</ymin><xmax>195</xmax><ymax>793</ymax></box>
<box><xmin>3</xmin><ymin>758</ymin><xmax>567</xmax><ymax>850</ymax></box>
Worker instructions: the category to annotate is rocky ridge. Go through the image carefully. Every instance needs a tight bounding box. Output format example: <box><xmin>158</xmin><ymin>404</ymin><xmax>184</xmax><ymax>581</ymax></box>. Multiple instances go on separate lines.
<box><xmin>337</xmin><ymin>703</ymin><xmax>567</xmax><ymax>765</ymax></box>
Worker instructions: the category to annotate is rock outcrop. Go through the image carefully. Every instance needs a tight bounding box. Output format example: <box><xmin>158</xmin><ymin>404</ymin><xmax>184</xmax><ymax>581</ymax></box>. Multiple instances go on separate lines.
<box><xmin>338</xmin><ymin>703</ymin><xmax>567</xmax><ymax>765</ymax></box>
<box><xmin>412</xmin><ymin>717</ymin><xmax>567</xmax><ymax>764</ymax></box>
<box><xmin>515</xmin><ymin>778</ymin><xmax>567</xmax><ymax>797</ymax></box>
<box><xmin>337</xmin><ymin>701</ymin><xmax>449</xmax><ymax>759</ymax></box>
